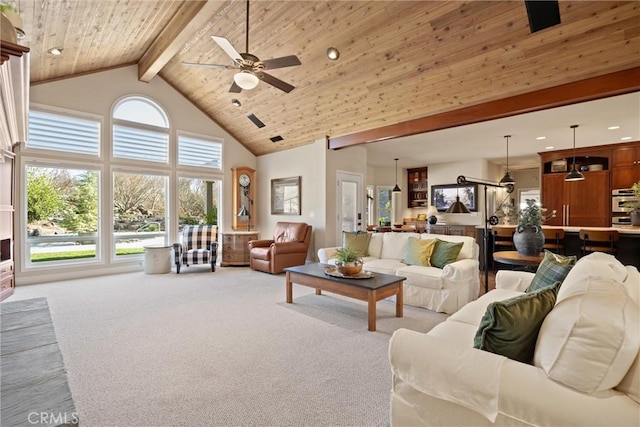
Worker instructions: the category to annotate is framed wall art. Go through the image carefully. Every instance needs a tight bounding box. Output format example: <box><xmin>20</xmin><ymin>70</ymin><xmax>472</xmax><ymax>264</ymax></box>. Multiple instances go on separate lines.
<box><xmin>431</xmin><ymin>184</ymin><xmax>478</xmax><ymax>212</ymax></box>
<box><xmin>271</xmin><ymin>176</ymin><xmax>301</xmax><ymax>215</ymax></box>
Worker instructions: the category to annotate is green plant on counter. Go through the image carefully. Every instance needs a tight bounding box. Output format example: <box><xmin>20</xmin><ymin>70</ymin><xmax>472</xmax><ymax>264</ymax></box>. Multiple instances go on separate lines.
<box><xmin>622</xmin><ymin>181</ymin><xmax>640</xmax><ymax>211</ymax></box>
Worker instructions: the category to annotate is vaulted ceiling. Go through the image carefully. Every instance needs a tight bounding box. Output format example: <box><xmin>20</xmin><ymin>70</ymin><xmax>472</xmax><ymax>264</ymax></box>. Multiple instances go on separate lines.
<box><xmin>13</xmin><ymin>1</ymin><xmax>640</xmax><ymax>162</ymax></box>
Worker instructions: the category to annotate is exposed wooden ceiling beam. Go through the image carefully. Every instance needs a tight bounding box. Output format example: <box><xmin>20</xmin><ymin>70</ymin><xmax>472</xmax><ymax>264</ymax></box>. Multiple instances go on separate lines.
<box><xmin>138</xmin><ymin>1</ymin><xmax>222</xmax><ymax>83</ymax></box>
<box><xmin>328</xmin><ymin>67</ymin><xmax>640</xmax><ymax>150</ymax></box>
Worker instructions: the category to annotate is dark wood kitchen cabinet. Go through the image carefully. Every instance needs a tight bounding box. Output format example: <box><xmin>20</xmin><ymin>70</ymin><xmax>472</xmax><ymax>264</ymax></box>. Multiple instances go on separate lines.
<box><xmin>612</xmin><ymin>143</ymin><xmax>640</xmax><ymax>189</ymax></box>
<box><xmin>541</xmin><ymin>171</ymin><xmax>609</xmax><ymax>227</ymax></box>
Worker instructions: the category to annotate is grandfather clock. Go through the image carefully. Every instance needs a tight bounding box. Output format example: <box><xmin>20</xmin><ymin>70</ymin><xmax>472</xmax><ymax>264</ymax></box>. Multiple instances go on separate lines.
<box><xmin>232</xmin><ymin>167</ymin><xmax>255</xmax><ymax>230</ymax></box>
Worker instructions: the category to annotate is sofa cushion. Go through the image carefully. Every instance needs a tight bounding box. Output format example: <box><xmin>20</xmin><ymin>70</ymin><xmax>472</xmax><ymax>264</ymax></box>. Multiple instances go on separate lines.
<box><xmin>363</xmin><ymin>259</ymin><xmax>407</xmax><ymax>276</ymax></box>
<box><xmin>534</xmin><ymin>260</ymin><xmax>640</xmax><ymax>393</ymax></box>
<box><xmin>343</xmin><ymin>231</ymin><xmax>371</xmax><ymax>257</ymax></box>
<box><xmin>395</xmin><ymin>265</ymin><xmax>444</xmax><ymax>290</ymax></box>
<box><xmin>448</xmin><ymin>289</ymin><xmax>525</xmax><ymax>326</ymax></box>
<box><xmin>474</xmin><ymin>282</ymin><xmax>559</xmax><ymax>364</ymax></box>
<box><xmin>423</xmin><ymin>234</ymin><xmax>476</xmax><ymax>261</ymax></box>
<box><xmin>381</xmin><ymin>232</ymin><xmax>419</xmax><ymax>260</ymax></box>
<box><xmin>525</xmin><ymin>250</ymin><xmax>576</xmax><ymax>293</ymax></box>
<box><xmin>556</xmin><ymin>252</ymin><xmax>629</xmax><ymax>304</ymax></box>
<box><xmin>402</xmin><ymin>237</ymin><xmax>437</xmax><ymax>266</ymax></box>
<box><xmin>430</xmin><ymin>239</ymin><xmax>464</xmax><ymax>268</ymax></box>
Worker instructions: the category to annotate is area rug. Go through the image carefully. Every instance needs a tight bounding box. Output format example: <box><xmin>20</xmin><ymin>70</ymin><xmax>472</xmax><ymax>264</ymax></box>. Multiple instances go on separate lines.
<box><xmin>1</xmin><ymin>298</ymin><xmax>78</xmax><ymax>426</ymax></box>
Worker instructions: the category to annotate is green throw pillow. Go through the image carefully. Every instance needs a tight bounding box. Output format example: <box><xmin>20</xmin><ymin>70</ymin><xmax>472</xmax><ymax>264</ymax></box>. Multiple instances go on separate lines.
<box><xmin>474</xmin><ymin>281</ymin><xmax>560</xmax><ymax>364</ymax></box>
<box><xmin>430</xmin><ymin>239</ymin><xmax>464</xmax><ymax>268</ymax></box>
<box><xmin>342</xmin><ymin>231</ymin><xmax>371</xmax><ymax>257</ymax></box>
<box><xmin>403</xmin><ymin>237</ymin><xmax>437</xmax><ymax>266</ymax></box>
<box><xmin>525</xmin><ymin>250</ymin><xmax>576</xmax><ymax>293</ymax></box>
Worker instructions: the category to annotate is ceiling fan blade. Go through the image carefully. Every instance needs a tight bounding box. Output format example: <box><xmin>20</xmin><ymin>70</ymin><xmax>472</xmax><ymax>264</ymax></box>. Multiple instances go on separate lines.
<box><xmin>262</xmin><ymin>55</ymin><xmax>302</xmax><ymax>70</ymax></box>
<box><xmin>258</xmin><ymin>72</ymin><xmax>295</xmax><ymax>93</ymax></box>
<box><xmin>229</xmin><ymin>81</ymin><xmax>242</xmax><ymax>93</ymax></box>
<box><xmin>212</xmin><ymin>36</ymin><xmax>243</xmax><ymax>64</ymax></box>
<box><xmin>182</xmin><ymin>62</ymin><xmax>236</xmax><ymax>70</ymax></box>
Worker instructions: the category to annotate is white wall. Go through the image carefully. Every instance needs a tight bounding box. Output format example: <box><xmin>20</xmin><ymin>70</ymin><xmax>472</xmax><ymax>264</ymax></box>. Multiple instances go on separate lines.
<box><xmin>256</xmin><ymin>139</ymin><xmax>326</xmax><ymax>259</ymax></box>
<box><xmin>19</xmin><ymin>65</ymin><xmax>255</xmax><ymax>284</ymax></box>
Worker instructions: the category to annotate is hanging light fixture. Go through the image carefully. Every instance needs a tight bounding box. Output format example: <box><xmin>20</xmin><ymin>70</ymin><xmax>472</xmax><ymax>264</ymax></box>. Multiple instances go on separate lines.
<box><xmin>392</xmin><ymin>158</ymin><xmax>401</xmax><ymax>192</ymax></box>
<box><xmin>446</xmin><ymin>188</ymin><xmax>471</xmax><ymax>214</ymax></box>
<box><xmin>233</xmin><ymin>71</ymin><xmax>259</xmax><ymax>90</ymax></box>
<box><xmin>499</xmin><ymin>135</ymin><xmax>515</xmax><ymax>186</ymax></box>
<box><xmin>565</xmin><ymin>124</ymin><xmax>585</xmax><ymax>181</ymax></box>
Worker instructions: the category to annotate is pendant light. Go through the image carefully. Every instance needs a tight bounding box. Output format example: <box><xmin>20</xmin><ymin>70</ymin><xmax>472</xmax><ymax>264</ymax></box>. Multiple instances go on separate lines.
<box><xmin>565</xmin><ymin>124</ymin><xmax>585</xmax><ymax>181</ymax></box>
<box><xmin>392</xmin><ymin>158</ymin><xmax>401</xmax><ymax>192</ymax></box>
<box><xmin>499</xmin><ymin>135</ymin><xmax>515</xmax><ymax>186</ymax></box>
<box><xmin>446</xmin><ymin>187</ymin><xmax>471</xmax><ymax>213</ymax></box>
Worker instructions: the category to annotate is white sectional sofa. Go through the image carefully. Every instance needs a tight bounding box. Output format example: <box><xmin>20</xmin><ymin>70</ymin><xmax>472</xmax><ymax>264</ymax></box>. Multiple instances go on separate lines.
<box><xmin>317</xmin><ymin>232</ymin><xmax>480</xmax><ymax>314</ymax></box>
<box><xmin>389</xmin><ymin>252</ymin><xmax>640</xmax><ymax>426</ymax></box>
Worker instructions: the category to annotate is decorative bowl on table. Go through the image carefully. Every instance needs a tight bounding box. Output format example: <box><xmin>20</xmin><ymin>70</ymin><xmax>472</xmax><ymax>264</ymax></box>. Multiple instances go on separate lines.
<box><xmin>336</xmin><ymin>261</ymin><xmax>363</xmax><ymax>276</ymax></box>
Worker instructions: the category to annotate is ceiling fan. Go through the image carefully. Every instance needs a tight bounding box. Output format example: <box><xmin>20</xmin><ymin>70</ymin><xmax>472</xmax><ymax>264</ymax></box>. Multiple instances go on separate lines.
<box><xmin>183</xmin><ymin>0</ymin><xmax>301</xmax><ymax>93</ymax></box>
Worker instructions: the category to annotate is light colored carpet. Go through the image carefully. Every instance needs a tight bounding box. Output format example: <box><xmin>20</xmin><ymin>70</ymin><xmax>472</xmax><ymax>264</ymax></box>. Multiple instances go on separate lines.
<box><xmin>7</xmin><ymin>266</ymin><xmax>448</xmax><ymax>426</ymax></box>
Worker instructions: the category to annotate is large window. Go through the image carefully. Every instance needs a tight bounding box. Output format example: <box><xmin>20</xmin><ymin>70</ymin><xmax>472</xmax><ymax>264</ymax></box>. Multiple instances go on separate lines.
<box><xmin>28</xmin><ymin>109</ymin><xmax>100</xmax><ymax>156</ymax></box>
<box><xmin>21</xmin><ymin>96</ymin><xmax>224</xmax><ymax>277</ymax></box>
<box><xmin>113</xmin><ymin>171</ymin><xmax>167</xmax><ymax>257</ymax></box>
<box><xmin>113</xmin><ymin>97</ymin><xmax>169</xmax><ymax>163</ymax></box>
<box><xmin>178</xmin><ymin>177</ymin><xmax>219</xmax><ymax>229</ymax></box>
<box><xmin>26</xmin><ymin>165</ymin><xmax>100</xmax><ymax>265</ymax></box>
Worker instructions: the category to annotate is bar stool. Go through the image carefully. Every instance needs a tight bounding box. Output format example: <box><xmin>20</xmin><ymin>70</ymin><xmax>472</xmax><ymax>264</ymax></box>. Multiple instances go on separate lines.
<box><xmin>492</xmin><ymin>226</ymin><xmax>515</xmax><ymax>271</ymax></box>
<box><xmin>578</xmin><ymin>229</ymin><xmax>619</xmax><ymax>256</ymax></box>
<box><xmin>542</xmin><ymin>227</ymin><xmax>565</xmax><ymax>254</ymax></box>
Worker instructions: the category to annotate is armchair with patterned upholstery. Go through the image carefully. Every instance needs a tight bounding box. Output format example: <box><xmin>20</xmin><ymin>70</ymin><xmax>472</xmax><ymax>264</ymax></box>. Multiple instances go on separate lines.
<box><xmin>248</xmin><ymin>222</ymin><xmax>312</xmax><ymax>274</ymax></box>
<box><xmin>173</xmin><ymin>225</ymin><xmax>218</xmax><ymax>273</ymax></box>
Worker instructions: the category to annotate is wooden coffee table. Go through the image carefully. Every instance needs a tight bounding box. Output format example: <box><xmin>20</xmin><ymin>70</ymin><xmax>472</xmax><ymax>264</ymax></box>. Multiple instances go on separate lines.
<box><xmin>284</xmin><ymin>263</ymin><xmax>405</xmax><ymax>331</ymax></box>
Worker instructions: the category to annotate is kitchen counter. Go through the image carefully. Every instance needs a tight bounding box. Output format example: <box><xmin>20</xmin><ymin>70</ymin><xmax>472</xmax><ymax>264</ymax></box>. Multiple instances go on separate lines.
<box><xmin>475</xmin><ymin>224</ymin><xmax>640</xmax><ymax>270</ymax></box>
<box><xmin>478</xmin><ymin>224</ymin><xmax>640</xmax><ymax>235</ymax></box>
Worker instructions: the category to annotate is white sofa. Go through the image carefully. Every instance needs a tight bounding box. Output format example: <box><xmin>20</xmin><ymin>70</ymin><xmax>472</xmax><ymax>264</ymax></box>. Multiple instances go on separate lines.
<box><xmin>389</xmin><ymin>252</ymin><xmax>640</xmax><ymax>426</ymax></box>
<box><xmin>317</xmin><ymin>232</ymin><xmax>480</xmax><ymax>314</ymax></box>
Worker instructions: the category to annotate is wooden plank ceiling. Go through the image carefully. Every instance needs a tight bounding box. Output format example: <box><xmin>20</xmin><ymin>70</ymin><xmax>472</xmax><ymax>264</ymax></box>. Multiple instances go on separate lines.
<box><xmin>16</xmin><ymin>1</ymin><xmax>640</xmax><ymax>157</ymax></box>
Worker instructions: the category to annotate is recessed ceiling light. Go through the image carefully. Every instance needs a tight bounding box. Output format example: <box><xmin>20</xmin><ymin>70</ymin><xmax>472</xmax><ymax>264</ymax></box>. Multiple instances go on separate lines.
<box><xmin>231</xmin><ymin>98</ymin><xmax>241</xmax><ymax>107</ymax></box>
<box><xmin>608</xmin><ymin>126</ymin><xmax>621</xmax><ymax>130</ymax></box>
<box><xmin>326</xmin><ymin>47</ymin><xmax>340</xmax><ymax>60</ymax></box>
<box><xmin>545</xmin><ymin>146</ymin><xmax>555</xmax><ymax>150</ymax></box>
<box><xmin>621</xmin><ymin>136</ymin><xmax>632</xmax><ymax>141</ymax></box>
<box><xmin>536</xmin><ymin>136</ymin><xmax>546</xmax><ymax>140</ymax></box>
<box><xmin>47</xmin><ymin>47</ymin><xmax>63</xmax><ymax>56</ymax></box>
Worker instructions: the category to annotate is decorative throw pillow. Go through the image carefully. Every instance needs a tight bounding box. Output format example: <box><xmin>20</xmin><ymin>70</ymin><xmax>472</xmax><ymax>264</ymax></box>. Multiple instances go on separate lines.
<box><xmin>525</xmin><ymin>250</ymin><xmax>576</xmax><ymax>293</ymax></box>
<box><xmin>402</xmin><ymin>237</ymin><xmax>437</xmax><ymax>266</ymax></box>
<box><xmin>474</xmin><ymin>282</ymin><xmax>560</xmax><ymax>364</ymax></box>
<box><xmin>342</xmin><ymin>231</ymin><xmax>371</xmax><ymax>257</ymax></box>
<box><xmin>534</xmin><ymin>272</ymin><xmax>640</xmax><ymax>394</ymax></box>
<box><xmin>430</xmin><ymin>239</ymin><xmax>463</xmax><ymax>268</ymax></box>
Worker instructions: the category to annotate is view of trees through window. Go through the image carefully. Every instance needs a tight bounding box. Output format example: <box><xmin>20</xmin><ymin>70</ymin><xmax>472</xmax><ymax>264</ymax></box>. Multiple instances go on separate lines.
<box><xmin>24</xmin><ymin>97</ymin><xmax>222</xmax><ymax>270</ymax></box>
<box><xmin>178</xmin><ymin>178</ymin><xmax>218</xmax><ymax>226</ymax></box>
<box><xmin>27</xmin><ymin>166</ymin><xmax>100</xmax><ymax>263</ymax></box>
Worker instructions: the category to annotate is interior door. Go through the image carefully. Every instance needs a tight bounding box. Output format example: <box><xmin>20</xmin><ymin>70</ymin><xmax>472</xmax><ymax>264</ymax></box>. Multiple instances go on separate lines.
<box><xmin>336</xmin><ymin>171</ymin><xmax>363</xmax><ymax>243</ymax></box>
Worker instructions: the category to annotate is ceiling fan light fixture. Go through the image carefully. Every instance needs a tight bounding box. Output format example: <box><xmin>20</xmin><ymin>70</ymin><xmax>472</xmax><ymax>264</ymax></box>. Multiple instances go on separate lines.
<box><xmin>327</xmin><ymin>47</ymin><xmax>340</xmax><ymax>60</ymax></box>
<box><xmin>234</xmin><ymin>71</ymin><xmax>259</xmax><ymax>90</ymax></box>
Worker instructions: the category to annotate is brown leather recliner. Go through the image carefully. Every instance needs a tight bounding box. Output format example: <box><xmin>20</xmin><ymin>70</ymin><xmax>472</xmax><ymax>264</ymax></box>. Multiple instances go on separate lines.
<box><xmin>248</xmin><ymin>222</ymin><xmax>312</xmax><ymax>274</ymax></box>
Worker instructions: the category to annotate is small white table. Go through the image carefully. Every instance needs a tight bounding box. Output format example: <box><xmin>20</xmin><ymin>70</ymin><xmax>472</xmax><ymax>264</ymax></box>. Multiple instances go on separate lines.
<box><xmin>143</xmin><ymin>244</ymin><xmax>171</xmax><ymax>274</ymax></box>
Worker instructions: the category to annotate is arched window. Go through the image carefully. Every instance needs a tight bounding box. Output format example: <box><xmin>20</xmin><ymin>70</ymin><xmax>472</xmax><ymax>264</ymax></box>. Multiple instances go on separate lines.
<box><xmin>112</xmin><ymin>96</ymin><xmax>169</xmax><ymax>163</ymax></box>
<box><xmin>113</xmin><ymin>96</ymin><xmax>168</xmax><ymax>128</ymax></box>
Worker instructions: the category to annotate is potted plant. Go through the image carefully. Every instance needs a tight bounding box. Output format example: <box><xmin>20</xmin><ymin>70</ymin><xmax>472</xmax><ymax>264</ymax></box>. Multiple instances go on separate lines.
<box><xmin>334</xmin><ymin>247</ymin><xmax>363</xmax><ymax>276</ymax></box>
<box><xmin>622</xmin><ymin>181</ymin><xmax>640</xmax><ymax>226</ymax></box>
<box><xmin>513</xmin><ymin>199</ymin><xmax>545</xmax><ymax>256</ymax></box>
